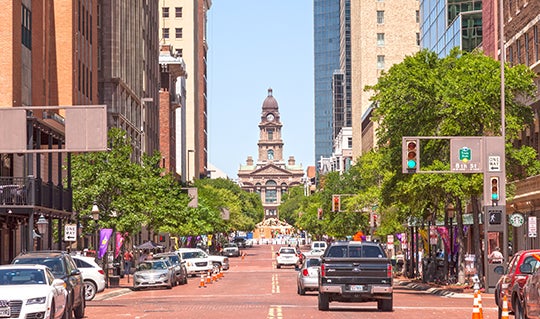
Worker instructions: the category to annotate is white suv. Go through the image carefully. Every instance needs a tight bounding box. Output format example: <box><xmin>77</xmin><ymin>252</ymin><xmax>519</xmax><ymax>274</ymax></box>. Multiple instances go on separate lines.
<box><xmin>72</xmin><ymin>255</ymin><xmax>106</xmax><ymax>301</ymax></box>
<box><xmin>276</xmin><ymin>247</ymin><xmax>300</xmax><ymax>269</ymax></box>
<box><xmin>176</xmin><ymin>248</ymin><xmax>213</xmax><ymax>276</ymax></box>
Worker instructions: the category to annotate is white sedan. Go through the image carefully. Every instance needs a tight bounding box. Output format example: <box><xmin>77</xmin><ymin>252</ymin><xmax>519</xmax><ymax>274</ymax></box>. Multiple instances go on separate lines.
<box><xmin>0</xmin><ymin>264</ymin><xmax>67</xmax><ymax>319</ymax></box>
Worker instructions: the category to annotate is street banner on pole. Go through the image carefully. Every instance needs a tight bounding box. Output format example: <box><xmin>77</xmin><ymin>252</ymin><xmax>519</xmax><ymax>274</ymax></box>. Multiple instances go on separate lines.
<box><xmin>98</xmin><ymin>229</ymin><xmax>113</xmax><ymax>259</ymax></box>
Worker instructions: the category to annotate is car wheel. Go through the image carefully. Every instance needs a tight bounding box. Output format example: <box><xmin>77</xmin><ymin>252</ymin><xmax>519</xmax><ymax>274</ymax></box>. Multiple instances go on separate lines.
<box><xmin>277</xmin><ymin>264</ymin><xmax>281</xmax><ymax>269</ymax></box>
<box><xmin>515</xmin><ymin>298</ymin><xmax>524</xmax><ymax>319</ymax></box>
<box><xmin>73</xmin><ymin>291</ymin><xmax>85</xmax><ymax>319</ymax></box>
<box><xmin>318</xmin><ymin>292</ymin><xmax>329</xmax><ymax>311</ymax></box>
<box><xmin>377</xmin><ymin>295</ymin><xmax>393</xmax><ymax>312</ymax></box>
<box><xmin>298</xmin><ymin>284</ymin><xmax>305</xmax><ymax>295</ymax></box>
<box><xmin>50</xmin><ymin>301</ymin><xmax>56</xmax><ymax>318</ymax></box>
<box><xmin>83</xmin><ymin>280</ymin><xmax>97</xmax><ymax>301</ymax></box>
<box><xmin>62</xmin><ymin>294</ymin><xmax>73</xmax><ymax>319</ymax></box>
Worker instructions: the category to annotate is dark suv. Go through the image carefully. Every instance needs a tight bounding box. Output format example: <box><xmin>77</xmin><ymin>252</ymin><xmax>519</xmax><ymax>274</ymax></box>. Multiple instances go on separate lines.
<box><xmin>12</xmin><ymin>250</ymin><xmax>86</xmax><ymax>319</ymax></box>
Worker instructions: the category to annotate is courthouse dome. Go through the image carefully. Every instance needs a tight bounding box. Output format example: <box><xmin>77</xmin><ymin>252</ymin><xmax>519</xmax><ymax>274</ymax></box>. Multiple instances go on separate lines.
<box><xmin>262</xmin><ymin>88</ymin><xmax>279</xmax><ymax>110</ymax></box>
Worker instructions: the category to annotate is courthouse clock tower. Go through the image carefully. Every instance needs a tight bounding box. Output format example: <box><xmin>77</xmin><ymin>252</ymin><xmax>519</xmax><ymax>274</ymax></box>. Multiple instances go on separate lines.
<box><xmin>238</xmin><ymin>88</ymin><xmax>304</xmax><ymax>220</ymax></box>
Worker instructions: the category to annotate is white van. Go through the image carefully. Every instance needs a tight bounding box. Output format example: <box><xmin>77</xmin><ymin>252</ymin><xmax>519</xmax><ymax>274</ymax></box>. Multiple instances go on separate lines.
<box><xmin>311</xmin><ymin>241</ymin><xmax>327</xmax><ymax>252</ymax></box>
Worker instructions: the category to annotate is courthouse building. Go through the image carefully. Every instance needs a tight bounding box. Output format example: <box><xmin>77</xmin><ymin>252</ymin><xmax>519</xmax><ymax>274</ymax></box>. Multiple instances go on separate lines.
<box><xmin>238</xmin><ymin>89</ymin><xmax>304</xmax><ymax>220</ymax></box>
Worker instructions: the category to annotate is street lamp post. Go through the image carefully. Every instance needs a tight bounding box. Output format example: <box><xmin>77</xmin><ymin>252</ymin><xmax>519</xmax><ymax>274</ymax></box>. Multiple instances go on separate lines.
<box><xmin>36</xmin><ymin>214</ymin><xmax>48</xmax><ymax>250</ymax></box>
<box><xmin>446</xmin><ymin>203</ymin><xmax>455</xmax><ymax>279</ymax></box>
<box><xmin>91</xmin><ymin>204</ymin><xmax>100</xmax><ymax>253</ymax></box>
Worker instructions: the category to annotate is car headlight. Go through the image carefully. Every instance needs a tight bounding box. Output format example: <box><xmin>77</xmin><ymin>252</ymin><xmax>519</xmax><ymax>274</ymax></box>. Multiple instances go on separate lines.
<box><xmin>159</xmin><ymin>273</ymin><xmax>168</xmax><ymax>279</ymax></box>
<box><xmin>27</xmin><ymin>297</ymin><xmax>46</xmax><ymax>305</ymax></box>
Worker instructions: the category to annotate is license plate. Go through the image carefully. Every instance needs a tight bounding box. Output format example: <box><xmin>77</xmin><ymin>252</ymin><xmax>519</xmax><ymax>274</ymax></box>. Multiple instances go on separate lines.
<box><xmin>350</xmin><ymin>285</ymin><xmax>367</xmax><ymax>292</ymax></box>
<box><xmin>0</xmin><ymin>307</ymin><xmax>10</xmax><ymax>317</ymax></box>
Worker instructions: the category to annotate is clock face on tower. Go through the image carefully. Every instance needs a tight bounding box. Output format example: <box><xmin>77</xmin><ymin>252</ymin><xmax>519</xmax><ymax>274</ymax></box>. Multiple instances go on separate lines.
<box><xmin>266</xmin><ymin>113</ymin><xmax>274</xmax><ymax>122</ymax></box>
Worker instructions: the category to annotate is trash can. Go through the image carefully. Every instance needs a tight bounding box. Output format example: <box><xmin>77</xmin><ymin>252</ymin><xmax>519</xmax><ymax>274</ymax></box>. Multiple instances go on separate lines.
<box><xmin>109</xmin><ymin>275</ymin><xmax>120</xmax><ymax>287</ymax></box>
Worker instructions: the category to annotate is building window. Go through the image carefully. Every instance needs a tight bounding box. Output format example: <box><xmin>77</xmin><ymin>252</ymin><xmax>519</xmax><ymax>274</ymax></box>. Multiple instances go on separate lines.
<box><xmin>21</xmin><ymin>4</ymin><xmax>32</xmax><ymax>49</ymax></box>
<box><xmin>535</xmin><ymin>26</ymin><xmax>539</xmax><ymax>62</ymax></box>
<box><xmin>162</xmin><ymin>28</ymin><xmax>169</xmax><ymax>39</ymax></box>
<box><xmin>377</xmin><ymin>33</ymin><xmax>385</xmax><ymax>46</ymax></box>
<box><xmin>268</xmin><ymin>128</ymin><xmax>274</xmax><ymax>140</ymax></box>
<box><xmin>175</xmin><ymin>7</ymin><xmax>182</xmax><ymax>18</ymax></box>
<box><xmin>268</xmin><ymin>150</ymin><xmax>274</xmax><ymax>160</ymax></box>
<box><xmin>377</xmin><ymin>11</ymin><xmax>384</xmax><ymax>24</ymax></box>
<box><xmin>265</xmin><ymin>189</ymin><xmax>277</xmax><ymax>203</ymax></box>
<box><xmin>347</xmin><ymin>137</ymin><xmax>352</xmax><ymax>149</ymax></box>
<box><xmin>416</xmin><ymin>10</ymin><xmax>420</xmax><ymax>23</ymax></box>
<box><xmin>377</xmin><ymin>55</ymin><xmax>385</xmax><ymax>69</ymax></box>
<box><xmin>162</xmin><ymin>7</ymin><xmax>169</xmax><ymax>18</ymax></box>
<box><xmin>175</xmin><ymin>49</ymin><xmax>183</xmax><ymax>57</ymax></box>
<box><xmin>175</xmin><ymin>28</ymin><xmax>183</xmax><ymax>39</ymax></box>
<box><xmin>525</xmin><ymin>33</ymin><xmax>529</xmax><ymax>66</ymax></box>
<box><xmin>416</xmin><ymin>32</ymin><xmax>420</xmax><ymax>46</ymax></box>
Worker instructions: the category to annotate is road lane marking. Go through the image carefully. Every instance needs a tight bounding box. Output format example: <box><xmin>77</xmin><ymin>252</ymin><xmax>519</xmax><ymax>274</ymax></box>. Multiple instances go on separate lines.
<box><xmin>267</xmin><ymin>305</ymin><xmax>283</xmax><ymax>319</ymax></box>
<box><xmin>272</xmin><ymin>274</ymin><xmax>280</xmax><ymax>293</ymax></box>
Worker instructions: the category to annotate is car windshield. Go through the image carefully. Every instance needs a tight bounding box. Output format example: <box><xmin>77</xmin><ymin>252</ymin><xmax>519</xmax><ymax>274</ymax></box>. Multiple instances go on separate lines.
<box><xmin>13</xmin><ymin>257</ymin><xmax>65</xmax><ymax>277</ymax></box>
<box><xmin>181</xmin><ymin>251</ymin><xmax>206</xmax><ymax>259</ymax></box>
<box><xmin>280</xmin><ymin>248</ymin><xmax>296</xmax><ymax>254</ymax></box>
<box><xmin>0</xmin><ymin>269</ymin><xmax>46</xmax><ymax>285</ymax></box>
<box><xmin>306</xmin><ymin>259</ymin><xmax>321</xmax><ymax>267</ymax></box>
<box><xmin>225</xmin><ymin>244</ymin><xmax>237</xmax><ymax>248</ymax></box>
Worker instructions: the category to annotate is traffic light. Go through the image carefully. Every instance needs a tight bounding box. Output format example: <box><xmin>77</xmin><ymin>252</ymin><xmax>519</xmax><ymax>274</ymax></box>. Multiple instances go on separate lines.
<box><xmin>402</xmin><ymin>138</ymin><xmax>420</xmax><ymax>173</ymax></box>
<box><xmin>332</xmin><ymin>195</ymin><xmax>341</xmax><ymax>212</ymax></box>
<box><xmin>490</xmin><ymin>176</ymin><xmax>500</xmax><ymax>203</ymax></box>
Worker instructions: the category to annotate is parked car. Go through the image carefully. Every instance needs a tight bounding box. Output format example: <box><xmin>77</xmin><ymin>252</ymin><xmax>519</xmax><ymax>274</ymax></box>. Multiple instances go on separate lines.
<box><xmin>233</xmin><ymin>237</ymin><xmax>248</xmax><ymax>248</ymax></box>
<box><xmin>304</xmin><ymin>249</ymin><xmax>325</xmax><ymax>258</ymax></box>
<box><xmin>154</xmin><ymin>252</ymin><xmax>188</xmax><ymax>285</ymax></box>
<box><xmin>521</xmin><ymin>259</ymin><xmax>540</xmax><ymax>318</ymax></box>
<box><xmin>12</xmin><ymin>250</ymin><xmax>86</xmax><ymax>319</ymax></box>
<box><xmin>494</xmin><ymin>249</ymin><xmax>540</xmax><ymax>317</ymax></box>
<box><xmin>275</xmin><ymin>247</ymin><xmax>300</xmax><ymax>269</ymax></box>
<box><xmin>311</xmin><ymin>241</ymin><xmax>328</xmax><ymax>252</ymax></box>
<box><xmin>222</xmin><ymin>243</ymin><xmax>241</xmax><ymax>257</ymax></box>
<box><xmin>133</xmin><ymin>259</ymin><xmax>174</xmax><ymax>290</ymax></box>
<box><xmin>297</xmin><ymin>257</ymin><xmax>321</xmax><ymax>295</ymax></box>
<box><xmin>176</xmin><ymin>248</ymin><xmax>213</xmax><ymax>277</ymax></box>
<box><xmin>71</xmin><ymin>255</ymin><xmax>106</xmax><ymax>301</ymax></box>
<box><xmin>0</xmin><ymin>264</ymin><xmax>67</xmax><ymax>319</ymax></box>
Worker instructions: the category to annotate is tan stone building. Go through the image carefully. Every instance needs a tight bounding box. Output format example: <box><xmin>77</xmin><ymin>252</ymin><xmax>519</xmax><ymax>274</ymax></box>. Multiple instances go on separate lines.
<box><xmin>238</xmin><ymin>89</ymin><xmax>304</xmax><ymax>220</ymax></box>
<box><xmin>159</xmin><ymin>0</ymin><xmax>212</xmax><ymax>183</ymax></box>
<box><xmin>350</xmin><ymin>0</ymin><xmax>420</xmax><ymax>158</ymax></box>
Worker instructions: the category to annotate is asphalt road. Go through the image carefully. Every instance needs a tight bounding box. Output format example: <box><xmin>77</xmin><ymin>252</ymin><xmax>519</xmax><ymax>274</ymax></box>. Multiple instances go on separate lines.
<box><xmin>86</xmin><ymin>244</ymin><xmax>504</xmax><ymax>319</ymax></box>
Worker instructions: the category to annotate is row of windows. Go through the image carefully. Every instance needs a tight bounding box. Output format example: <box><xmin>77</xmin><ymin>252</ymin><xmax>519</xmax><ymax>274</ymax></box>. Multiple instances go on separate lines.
<box><xmin>162</xmin><ymin>28</ymin><xmax>182</xmax><ymax>39</ymax></box>
<box><xmin>78</xmin><ymin>1</ymin><xmax>93</xmax><ymax>44</ymax></box>
<box><xmin>21</xmin><ymin>5</ymin><xmax>31</xmax><ymax>49</ymax></box>
<box><xmin>162</xmin><ymin>7</ymin><xmax>182</xmax><ymax>18</ymax></box>
<box><xmin>78</xmin><ymin>60</ymin><xmax>92</xmax><ymax>99</ymax></box>
<box><xmin>507</xmin><ymin>25</ymin><xmax>540</xmax><ymax>68</ymax></box>
<box><xmin>377</xmin><ymin>32</ymin><xmax>421</xmax><ymax>47</ymax></box>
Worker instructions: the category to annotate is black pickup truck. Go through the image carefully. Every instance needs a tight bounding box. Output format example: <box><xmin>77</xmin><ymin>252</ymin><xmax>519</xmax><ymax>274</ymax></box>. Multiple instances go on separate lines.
<box><xmin>318</xmin><ymin>241</ymin><xmax>393</xmax><ymax>311</ymax></box>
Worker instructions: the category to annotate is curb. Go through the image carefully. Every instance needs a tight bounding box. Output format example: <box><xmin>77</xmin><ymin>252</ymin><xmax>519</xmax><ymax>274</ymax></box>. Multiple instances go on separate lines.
<box><xmin>93</xmin><ymin>287</ymin><xmax>133</xmax><ymax>301</ymax></box>
<box><xmin>394</xmin><ymin>280</ymin><xmax>473</xmax><ymax>297</ymax></box>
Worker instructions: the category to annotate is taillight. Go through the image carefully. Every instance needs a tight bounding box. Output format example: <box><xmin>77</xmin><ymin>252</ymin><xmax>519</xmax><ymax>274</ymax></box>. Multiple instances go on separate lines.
<box><xmin>321</xmin><ymin>264</ymin><xmax>326</xmax><ymax>277</ymax></box>
<box><xmin>387</xmin><ymin>264</ymin><xmax>392</xmax><ymax>278</ymax></box>
<box><xmin>302</xmin><ymin>269</ymin><xmax>309</xmax><ymax>276</ymax></box>
<box><xmin>98</xmin><ymin>270</ymin><xmax>105</xmax><ymax>275</ymax></box>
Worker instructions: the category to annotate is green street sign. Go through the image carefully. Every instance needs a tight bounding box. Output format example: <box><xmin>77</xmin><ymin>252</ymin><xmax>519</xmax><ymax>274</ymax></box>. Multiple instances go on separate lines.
<box><xmin>459</xmin><ymin>147</ymin><xmax>471</xmax><ymax>162</ymax></box>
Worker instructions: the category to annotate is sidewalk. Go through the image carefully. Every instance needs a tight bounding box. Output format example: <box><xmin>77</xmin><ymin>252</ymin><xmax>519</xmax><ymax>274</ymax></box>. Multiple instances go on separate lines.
<box><xmin>93</xmin><ymin>275</ymin><xmax>133</xmax><ymax>301</ymax></box>
<box><xmin>394</xmin><ymin>277</ymin><xmax>476</xmax><ymax>297</ymax></box>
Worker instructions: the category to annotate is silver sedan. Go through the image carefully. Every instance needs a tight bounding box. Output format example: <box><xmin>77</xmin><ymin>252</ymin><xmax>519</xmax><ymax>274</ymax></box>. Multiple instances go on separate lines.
<box><xmin>133</xmin><ymin>260</ymin><xmax>174</xmax><ymax>290</ymax></box>
<box><xmin>296</xmin><ymin>257</ymin><xmax>321</xmax><ymax>295</ymax></box>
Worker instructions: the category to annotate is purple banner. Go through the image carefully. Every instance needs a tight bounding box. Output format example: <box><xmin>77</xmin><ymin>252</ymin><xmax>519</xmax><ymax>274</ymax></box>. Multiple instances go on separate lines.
<box><xmin>98</xmin><ymin>228</ymin><xmax>113</xmax><ymax>259</ymax></box>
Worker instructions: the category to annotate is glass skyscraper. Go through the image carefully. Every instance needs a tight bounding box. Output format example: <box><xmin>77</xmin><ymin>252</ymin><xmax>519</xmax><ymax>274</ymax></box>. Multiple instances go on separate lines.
<box><xmin>314</xmin><ymin>0</ymin><xmax>342</xmax><ymax>167</ymax></box>
<box><xmin>420</xmin><ymin>0</ymin><xmax>482</xmax><ymax>56</ymax></box>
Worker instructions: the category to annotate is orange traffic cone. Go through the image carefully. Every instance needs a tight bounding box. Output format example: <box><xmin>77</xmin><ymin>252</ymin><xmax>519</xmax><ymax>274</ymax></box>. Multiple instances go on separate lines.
<box><xmin>501</xmin><ymin>295</ymin><xmax>509</xmax><ymax>319</ymax></box>
<box><xmin>472</xmin><ymin>291</ymin><xmax>481</xmax><ymax>319</ymax></box>
<box><xmin>206</xmin><ymin>271</ymin><xmax>212</xmax><ymax>284</ymax></box>
<box><xmin>212</xmin><ymin>271</ymin><xmax>217</xmax><ymax>282</ymax></box>
<box><xmin>477</xmin><ymin>292</ymin><xmax>483</xmax><ymax>318</ymax></box>
<box><xmin>198</xmin><ymin>274</ymin><xmax>206</xmax><ymax>288</ymax></box>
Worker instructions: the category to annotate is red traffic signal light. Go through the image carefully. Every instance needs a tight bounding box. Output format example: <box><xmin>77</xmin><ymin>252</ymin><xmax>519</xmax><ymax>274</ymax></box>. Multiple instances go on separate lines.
<box><xmin>332</xmin><ymin>195</ymin><xmax>341</xmax><ymax>212</ymax></box>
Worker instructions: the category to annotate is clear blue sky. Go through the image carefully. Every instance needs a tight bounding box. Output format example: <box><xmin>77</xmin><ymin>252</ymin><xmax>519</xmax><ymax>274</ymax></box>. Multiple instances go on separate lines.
<box><xmin>207</xmin><ymin>0</ymin><xmax>314</xmax><ymax>179</ymax></box>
